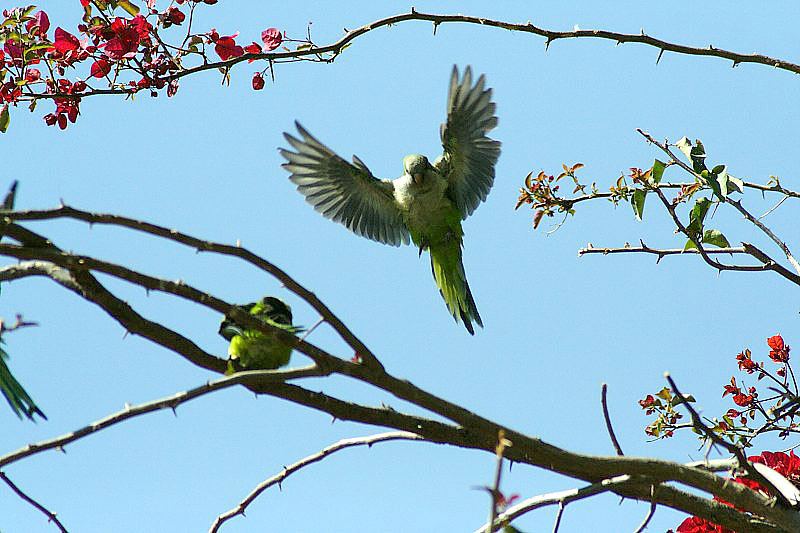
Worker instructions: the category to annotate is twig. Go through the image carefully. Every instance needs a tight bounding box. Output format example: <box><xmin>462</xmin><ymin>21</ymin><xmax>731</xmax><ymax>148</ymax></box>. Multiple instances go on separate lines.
<box><xmin>208</xmin><ymin>431</ymin><xmax>422</xmax><ymax>532</ymax></box>
<box><xmin>552</xmin><ymin>501</ymin><xmax>565</xmax><ymax>533</ymax></box>
<box><xmin>487</xmin><ymin>430</ymin><xmax>513</xmax><ymax>533</ymax></box>
<box><xmin>0</xmin><ymin>366</ymin><xmax>323</xmax><ymax>468</ymax></box>
<box><xmin>579</xmin><ymin>244</ymin><xmax>747</xmax><ymax>258</ymax></box>
<box><xmin>298</xmin><ymin>316</ymin><xmax>324</xmax><ymax>342</ymax></box>
<box><xmin>544</xmin><ymin>180</ymin><xmax>800</xmax><ymax>212</ymax></box>
<box><xmin>759</xmin><ymin>194</ymin><xmax>789</xmax><ymax>220</ymax></box>
<box><xmin>0</xmin><ymin>471</ymin><xmax>69</xmax><ymax>532</ymax></box>
<box><xmin>601</xmin><ymin>383</ymin><xmax>624</xmax><ymax>456</ymax></box>
<box><xmin>633</xmin><ymin>494</ymin><xmax>657</xmax><ymax>533</ymax></box>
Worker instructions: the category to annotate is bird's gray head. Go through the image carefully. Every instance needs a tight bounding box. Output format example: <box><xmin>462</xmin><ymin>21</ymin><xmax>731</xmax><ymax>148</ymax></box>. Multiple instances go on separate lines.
<box><xmin>403</xmin><ymin>154</ymin><xmax>431</xmax><ymax>185</ymax></box>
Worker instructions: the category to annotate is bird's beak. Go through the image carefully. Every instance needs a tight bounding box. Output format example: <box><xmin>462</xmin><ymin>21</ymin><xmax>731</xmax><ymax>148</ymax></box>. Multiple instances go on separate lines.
<box><xmin>413</xmin><ymin>173</ymin><xmax>424</xmax><ymax>184</ymax></box>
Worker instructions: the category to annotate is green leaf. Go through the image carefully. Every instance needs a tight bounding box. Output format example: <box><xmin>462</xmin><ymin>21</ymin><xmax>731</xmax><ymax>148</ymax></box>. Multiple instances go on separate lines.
<box><xmin>117</xmin><ymin>0</ymin><xmax>140</xmax><ymax>16</ymax></box>
<box><xmin>0</xmin><ymin>105</ymin><xmax>10</xmax><ymax>134</ymax></box>
<box><xmin>676</xmin><ymin>137</ymin><xmax>693</xmax><ymax>161</ymax></box>
<box><xmin>690</xmin><ymin>140</ymin><xmax>707</xmax><ymax>173</ymax></box>
<box><xmin>631</xmin><ymin>189</ymin><xmax>646</xmax><ymax>221</ymax></box>
<box><xmin>715</xmin><ymin>168</ymin><xmax>729</xmax><ymax>199</ymax></box>
<box><xmin>671</xmin><ymin>393</ymin><xmax>695</xmax><ymax>406</ymax></box>
<box><xmin>687</xmin><ymin>197</ymin><xmax>711</xmax><ymax>235</ymax></box>
<box><xmin>684</xmin><ymin>239</ymin><xmax>698</xmax><ymax>251</ymax></box>
<box><xmin>702</xmin><ymin>229</ymin><xmax>730</xmax><ymax>248</ymax></box>
<box><xmin>651</xmin><ymin>159</ymin><xmax>666</xmax><ymax>184</ymax></box>
<box><xmin>727</xmin><ymin>176</ymin><xmax>744</xmax><ymax>195</ymax></box>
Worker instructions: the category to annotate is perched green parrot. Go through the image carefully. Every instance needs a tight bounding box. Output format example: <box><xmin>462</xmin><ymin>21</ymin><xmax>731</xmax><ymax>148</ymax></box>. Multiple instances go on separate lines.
<box><xmin>218</xmin><ymin>297</ymin><xmax>302</xmax><ymax>374</ymax></box>
<box><xmin>280</xmin><ymin>66</ymin><xmax>500</xmax><ymax>334</ymax></box>
<box><xmin>0</xmin><ymin>338</ymin><xmax>46</xmax><ymax>421</ymax></box>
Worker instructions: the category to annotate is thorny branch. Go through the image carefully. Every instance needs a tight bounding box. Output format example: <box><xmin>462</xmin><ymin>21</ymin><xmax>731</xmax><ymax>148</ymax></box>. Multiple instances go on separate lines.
<box><xmin>2</xmin><ymin>213</ymin><xmax>799</xmax><ymax>532</ymax></box>
<box><xmin>209</xmin><ymin>431</ymin><xmax>423</xmax><ymax>533</ymax></box>
<box><xmin>21</xmin><ymin>9</ymin><xmax>800</xmax><ymax>103</ymax></box>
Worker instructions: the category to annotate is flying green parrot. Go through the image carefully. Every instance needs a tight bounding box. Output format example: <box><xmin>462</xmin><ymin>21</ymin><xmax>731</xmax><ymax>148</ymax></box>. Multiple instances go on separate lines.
<box><xmin>218</xmin><ymin>297</ymin><xmax>302</xmax><ymax>374</ymax></box>
<box><xmin>280</xmin><ymin>66</ymin><xmax>500</xmax><ymax>334</ymax></box>
<box><xmin>0</xmin><ymin>338</ymin><xmax>46</xmax><ymax>421</ymax></box>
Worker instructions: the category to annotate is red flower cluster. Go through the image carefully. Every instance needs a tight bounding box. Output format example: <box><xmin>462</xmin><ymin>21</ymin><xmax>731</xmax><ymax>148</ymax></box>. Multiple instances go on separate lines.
<box><xmin>210</xmin><ymin>26</ymin><xmax>283</xmax><ymax>62</ymax></box>
<box><xmin>639</xmin><ymin>394</ymin><xmax>656</xmax><ymax>409</ymax></box>
<box><xmin>51</xmin><ymin>27</ymin><xmax>90</xmax><ymax>66</ymax></box>
<box><xmin>676</xmin><ymin>451</ymin><xmax>800</xmax><ymax>532</ymax></box>
<box><xmin>735</xmin><ymin>349</ymin><xmax>758</xmax><ymax>374</ymax></box>
<box><xmin>722</xmin><ymin>377</ymin><xmax>757</xmax><ymax>408</ymax></box>
<box><xmin>676</xmin><ymin>515</ymin><xmax>734</xmax><ymax>533</ymax></box>
<box><xmin>767</xmin><ymin>334</ymin><xmax>790</xmax><ymax>363</ymax></box>
<box><xmin>89</xmin><ymin>15</ymin><xmax>153</xmax><ymax>60</ymax></box>
<box><xmin>43</xmin><ymin>79</ymin><xmax>86</xmax><ymax>129</ymax></box>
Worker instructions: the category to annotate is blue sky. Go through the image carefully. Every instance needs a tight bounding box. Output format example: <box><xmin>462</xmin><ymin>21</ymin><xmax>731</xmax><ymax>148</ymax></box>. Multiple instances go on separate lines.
<box><xmin>2</xmin><ymin>1</ymin><xmax>800</xmax><ymax>531</ymax></box>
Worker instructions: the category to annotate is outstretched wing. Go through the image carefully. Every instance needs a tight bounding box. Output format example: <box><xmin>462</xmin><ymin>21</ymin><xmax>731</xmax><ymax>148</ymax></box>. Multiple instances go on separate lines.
<box><xmin>437</xmin><ymin>66</ymin><xmax>501</xmax><ymax>219</ymax></box>
<box><xmin>281</xmin><ymin>122</ymin><xmax>410</xmax><ymax>246</ymax></box>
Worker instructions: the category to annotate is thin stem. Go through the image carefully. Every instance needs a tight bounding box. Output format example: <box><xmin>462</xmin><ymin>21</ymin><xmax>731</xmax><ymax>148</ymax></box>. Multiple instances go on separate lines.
<box><xmin>0</xmin><ymin>471</ymin><xmax>69</xmax><ymax>533</ymax></box>
<box><xmin>601</xmin><ymin>383</ymin><xmax>624</xmax><ymax>456</ymax></box>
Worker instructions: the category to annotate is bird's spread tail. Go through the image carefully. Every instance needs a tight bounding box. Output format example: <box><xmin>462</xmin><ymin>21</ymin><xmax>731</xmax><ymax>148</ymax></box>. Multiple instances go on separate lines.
<box><xmin>429</xmin><ymin>242</ymin><xmax>482</xmax><ymax>334</ymax></box>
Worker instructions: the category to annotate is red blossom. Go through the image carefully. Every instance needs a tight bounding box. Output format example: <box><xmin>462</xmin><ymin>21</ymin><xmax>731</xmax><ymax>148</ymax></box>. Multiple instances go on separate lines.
<box><xmin>214</xmin><ymin>35</ymin><xmax>244</xmax><ymax>61</ymax></box>
<box><xmin>51</xmin><ymin>27</ymin><xmax>88</xmax><ymax>65</ymax></box>
<box><xmin>90</xmin><ymin>59</ymin><xmax>111</xmax><ymax>78</ymax></box>
<box><xmin>245</xmin><ymin>42</ymin><xmax>262</xmax><ymax>54</ymax></box>
<box><xmin>736</xmin><ymin>349</ymin><xmax>759</xmax><ymax>374</ymax></box>
<box><xmin>722</xmin><ymin>377</ymin><xmax>739</xmax><ymax>398</ymax></box>
<box><xmin>53</xmin><ymin>27</ymin><xmax>81</xmax><ymax>55</ymax></box>
<box><xmin>25</xmin><ymin>10</ymin><xmax>50</xmax><ymax>37</ymax></box>
<box><xmin>638</xmin><ymin>394</ymin><xmax>655</xmax><ymax>408</ymax></box>
<box><xmin>676</xmin><ymin>515</ymin><xmax>734</xmax><ymax>533</ymax></box>
<box><xmin>24</xmin><ymin>68</ymin><xmax>41</xmax><ymax>82</ymax></box>
<box><xmin>102</xmin><ymin>16</ymin><xmax>153</xmax><ymax>60</ymax></box>
<box><xmin>165</xmin><ymin>7</ymin><xmax>185</xmax><ymax>25</ymax></box>
<box><xmin>0</xmin><ymin>82</ymin><xmax>22</xmax><ymax>103</ymax></box>
<box><xmin>750</xmin><ymin>450</ymin><xmax>800</xmax><ymax>483</ymax></box>
<box><xmin>252</xmin><ymin>72</ymin><xmax>265</xmax><ymax>90</ymax></box>
<box><xmin>3</xmin><ymin>40</ymin><xmax>22</xmax><ymax>62</ymax></box>
<box><xmin>261</xmin><ymin>27</ymin><xmax>282</xmax><ymax>51</ymax></box>
<box><xmin>496</xmin><ymin>492</ymin><xmax>519</xmax><ymax>509</ymax></box>
<box><xmin>166</xmin><ymin>79</ymin><xmax>179</xmax><ymax>97</ymax></box>
<box><xmin>732</xmin><ymin>392</ymin><xmax>754</xmax><ymax>407</ymax></box>
<box><xmin>767</xmin><ymin>334</ymin><xmax>790</xmax><ymax>363</ymax></box>
<box><xmin>350</xmin><ymin>353</ymin><xmax>363</xmax><ymax>364</ymax></box>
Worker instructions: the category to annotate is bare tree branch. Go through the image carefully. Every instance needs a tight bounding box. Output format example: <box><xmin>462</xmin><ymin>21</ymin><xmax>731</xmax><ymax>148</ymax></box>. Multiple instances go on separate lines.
<box><xmin>0</xmin><ymin>366</ymin><xmax>323</xmax><ymax>469</ymax></box>
<box><xmin>2</xmin><ymin>220</ymin><xmax>798</xmax><ymax>531</ymax></box>
<box><xmin>0</xmin><ymin>471</ymin><xmax>69</xmax><ymax>533</ymax></box>
<box><xmin>1</xmin><ymin>206</ymin><xmax>384</xmax><ymax>371</ymax></box>
<box><xmin>209</xmin><ymin>431</ymin><xmax>423</xmax><ymax>532</ymax></box>
<box><xmin>580</xmin><ymin>243</ymin><xmax>748</xmax><ymax>258</ymax></box>
<box><xmin>23</xmin><ymin>9</ymin><xmax>800</xmax><ymax>103</ymax></box>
